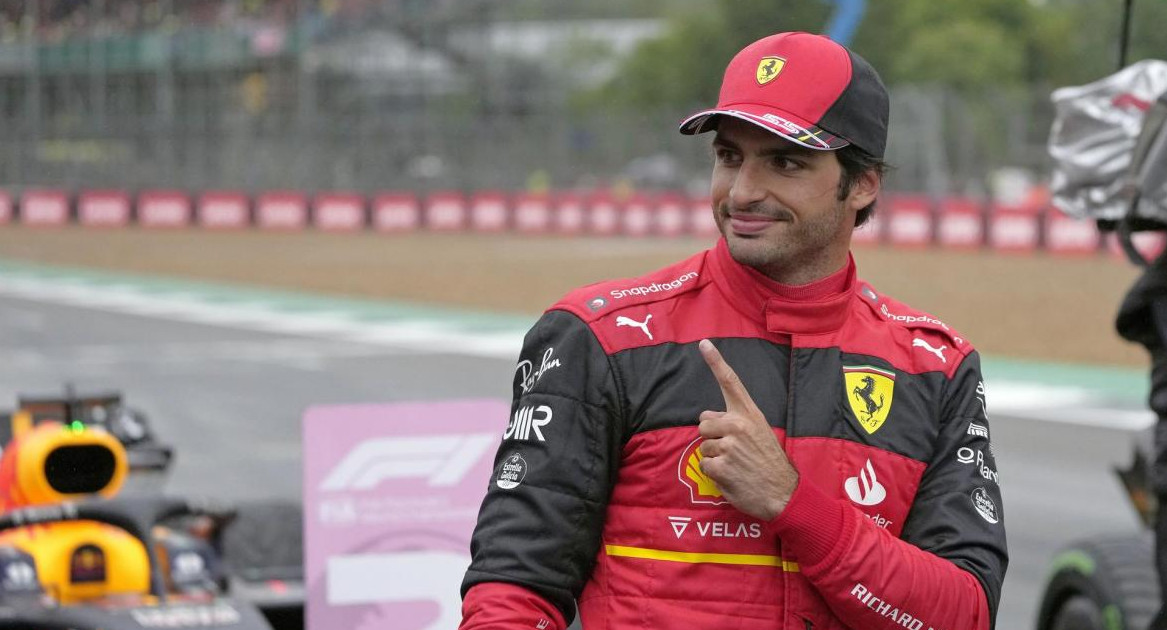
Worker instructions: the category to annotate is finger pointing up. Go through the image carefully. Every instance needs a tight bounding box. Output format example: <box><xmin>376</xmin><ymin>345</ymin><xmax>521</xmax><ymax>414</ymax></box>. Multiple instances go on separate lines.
<box><xmin>699</xmin><ymin>339</ymin><xmax>761</xmax><ymax>415</ymax></box>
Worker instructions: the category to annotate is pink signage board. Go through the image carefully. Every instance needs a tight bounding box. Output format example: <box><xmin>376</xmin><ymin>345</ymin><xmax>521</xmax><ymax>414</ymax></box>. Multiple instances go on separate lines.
<box><xmin>303</xmin><ymin>399</ymin><xmax>506</xmax><ymax>630</ymax></box>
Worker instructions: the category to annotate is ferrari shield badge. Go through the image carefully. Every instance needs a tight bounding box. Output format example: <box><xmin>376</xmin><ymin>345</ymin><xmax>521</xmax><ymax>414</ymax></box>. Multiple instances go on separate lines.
<box><xmin>756</xmin><ymin>56</ymin><xmax>786</xmax><ymax>85</ymax></box>
<box><xmin>844</xmin><ymin>365</ymin><xmax>896</xmax><ymax>434</ymax></box>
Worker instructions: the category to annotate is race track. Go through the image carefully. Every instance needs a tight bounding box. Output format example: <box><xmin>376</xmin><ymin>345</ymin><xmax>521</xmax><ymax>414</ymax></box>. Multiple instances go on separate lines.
<box><xmin>0</xmin><ymin>268</ymin><xmax>1153</xmax><ymax>630</ymax></box>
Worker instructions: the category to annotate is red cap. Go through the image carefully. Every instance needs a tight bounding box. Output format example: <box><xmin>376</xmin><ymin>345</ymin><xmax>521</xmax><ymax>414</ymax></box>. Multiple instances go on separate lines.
<box><xmin>679</xmin><ymin>32</ymin><xmax>889</xmax><ymax>159</ymax></box>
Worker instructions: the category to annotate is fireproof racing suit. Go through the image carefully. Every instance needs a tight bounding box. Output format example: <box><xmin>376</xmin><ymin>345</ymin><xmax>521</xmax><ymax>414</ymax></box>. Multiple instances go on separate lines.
<box><xmin>461</xmin><ymin>238</ymin><xmax>1008</xmax><ymax>630</ymax></box>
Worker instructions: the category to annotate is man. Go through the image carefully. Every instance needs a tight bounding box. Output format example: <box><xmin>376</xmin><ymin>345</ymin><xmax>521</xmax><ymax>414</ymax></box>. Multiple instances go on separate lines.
<box><xmin>1116</xmin><ymin>250</ymin><xmax>1167</xmax><ymax>630</ymax></box>
<box><xmin>461</xmin><ymin>31</ymin><xmax>1007</xmax><ymax>630</ymax></box>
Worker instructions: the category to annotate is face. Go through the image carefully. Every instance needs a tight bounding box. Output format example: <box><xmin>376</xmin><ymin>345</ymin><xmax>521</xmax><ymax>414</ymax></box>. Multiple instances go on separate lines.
<box><xmin>709</xmin><ymin>117</ymin><xmax>878</xmax><ymax>284</ymax></box>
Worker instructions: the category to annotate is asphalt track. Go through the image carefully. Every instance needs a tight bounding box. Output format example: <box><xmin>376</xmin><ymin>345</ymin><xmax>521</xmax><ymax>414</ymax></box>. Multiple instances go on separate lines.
<box><xmin>0</xmin><ymin>268</ymin><xmax>1154</xmax><ymax>630</ymax></box>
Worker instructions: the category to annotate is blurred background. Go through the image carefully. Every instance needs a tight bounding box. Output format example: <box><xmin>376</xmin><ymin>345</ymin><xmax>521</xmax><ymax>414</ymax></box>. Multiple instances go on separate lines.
<box><xmin>0</xmin><ymin>0</ymin><xmax>1163</xmax><ymax>198</ymax></box>
<box><xmin>2</xmin><ymin>2</ymin><xmax>1167</xmax><ymax>630</ymax></box>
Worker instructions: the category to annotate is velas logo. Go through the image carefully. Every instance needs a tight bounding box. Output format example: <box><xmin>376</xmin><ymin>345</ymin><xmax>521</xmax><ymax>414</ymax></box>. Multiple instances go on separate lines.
<box><xmin>677</xmin><ymin>438</ymin><xmax>726</xmax><ymax>505</ymax></box>
<box><xmin>756</xmin><ymin>56</ymin><xmax>786</xmax><ymax>85</ymax></box>
<box><xmin>844</xmin><ymin>366</ymin><xmax>896</xmax><ymax>434</ymax></box>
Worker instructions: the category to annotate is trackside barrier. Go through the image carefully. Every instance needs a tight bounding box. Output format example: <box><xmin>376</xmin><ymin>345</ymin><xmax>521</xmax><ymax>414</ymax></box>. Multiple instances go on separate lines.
<box><xmin>11</xmin><ymin>187</ymin><xmax>1153</xmax><ymax>260</ymax></box>
<box><xmin>885</xmin><ymin>195</ymin><xmax>933</xmax><ymax>247</ymax></box>
<box><xmin>1107</xmin><ymin>231</ymin><xmax>1166</xmax><ymax>262</ymax></box>
<box><xmin>372</xmin><ymin>193</ymin><xmax>420</xmax><ymax>233</ymax></box>
<box><xmin>691</xmin><ymin>196</ymin><xmax>719</xmax><ymax>238</ymax></box>
<box><xmin>470</xmin><ymin>191</ymin><xmax>509</xmax><ymax>233</ymax></box>
<box><xmin>0</xmin><ymin>190</ymin><xmax>11</xmax><ymax>224</ymax></box>
<box><xmin>78</xmin><ymin>190</ymin><xmax>132</xmax><ymax>227</ymax></box>
<box><xmin>1045</xmin><ymin>208</ymin><xmax>1101</xmax><ymax>255</ymax></box>
<box><xmin>936</xmin><ymin>197</ymin><xmax>983</xmax><ymax>250</ymax></box>
<box><xmin>138</xmin><ymin>191</ymin><xmax>191</xmax><ymax>228</ymax></box>
<box><xmin>513</xmin><ymin>193</ymin><xmax>551</xmax><ymax>234</ymax></box>
<box><xmin>656</xmin><ymin>194</ymin><xmax>688</xmax><ymax>237</ymax></box>
<box><xmin>198</xmin><ymin>191</ymin><xmax>250</xmax><ymax>229</ymax></box>
<box><xmin>588</xmin><ymin>192</ymin><xmax>620</xmax><ymax>236</ymax></box>
<box><xmin>22</xmin><ymin>189</ymin><xmax>69</xmax><ymax>227</ymax></box>
<box><xmin>623</xmin><ymin>194</ymin><xmax>654</xmax><ymax>237</ymax></box>
<box><xmin>555</xmin><ymin>193</ymin><xmax>586</xmax><ymax>235</ymax></box>
<box><xmin>988</xmin><ymin>202</ymin><xmax>1042</xmax><ymax>253</ymax></box>
<box><xmin>426</xmin><ymin>192</ymin><xmax>467</xmax><ymax>232</ymax></box>
<box><xmin>314</xmin><ymin>194</ymin><xmax>366</xmax><ymax>232</ymax></box>
<box><xmin>257</xmin><ymin>192</ymin><xmax>308</xmax><ymax>230</ymax></box>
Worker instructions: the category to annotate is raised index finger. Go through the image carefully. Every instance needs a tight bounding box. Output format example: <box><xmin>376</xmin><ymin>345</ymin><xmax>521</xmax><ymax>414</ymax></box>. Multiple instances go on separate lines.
<box><xmin>699</xmin><ymin>339</ymin><xmax>759</xmax><ymax>414</ymax></box>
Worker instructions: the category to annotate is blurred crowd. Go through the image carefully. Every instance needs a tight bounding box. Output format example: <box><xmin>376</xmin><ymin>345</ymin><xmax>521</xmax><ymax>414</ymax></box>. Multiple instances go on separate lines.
<box><xmin>0</xmin><ymin>0</ymin><xmax>381</xmax><ymax>43</ymax></box>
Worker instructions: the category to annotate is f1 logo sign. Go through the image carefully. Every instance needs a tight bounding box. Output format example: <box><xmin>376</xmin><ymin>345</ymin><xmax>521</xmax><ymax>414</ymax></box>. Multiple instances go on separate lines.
<box><xmin>320</xmin><ymin>434</ymin><xmax>496</xmax><ymax>491</ymax></box>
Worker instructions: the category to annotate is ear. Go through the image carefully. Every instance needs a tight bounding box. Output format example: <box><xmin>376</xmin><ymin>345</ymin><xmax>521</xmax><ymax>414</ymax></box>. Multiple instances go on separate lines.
<box><xmin>846</xmin><ymin>168</ymin><xmax>881</xmax><ymax>212</ymax></box>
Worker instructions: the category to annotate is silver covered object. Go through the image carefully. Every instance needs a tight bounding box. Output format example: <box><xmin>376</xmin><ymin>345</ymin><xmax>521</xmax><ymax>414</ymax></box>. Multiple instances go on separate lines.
<box><xmin>1049</xmin><ymin>59</ymin><xmax>1167</xmax><ymax>223</ymax></box>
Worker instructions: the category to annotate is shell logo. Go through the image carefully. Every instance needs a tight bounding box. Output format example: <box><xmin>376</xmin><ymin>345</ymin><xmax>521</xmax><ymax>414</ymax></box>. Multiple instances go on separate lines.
<box><xmin>677</xmin><ymin>438</ymin><xmax>726</xmax><ymax>505</ymax></box>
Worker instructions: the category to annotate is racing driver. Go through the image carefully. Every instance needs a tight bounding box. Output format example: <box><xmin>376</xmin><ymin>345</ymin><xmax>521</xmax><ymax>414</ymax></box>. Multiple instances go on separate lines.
<box><xmin>460</xmin><ymin>31</ymin><xmax>1008</xmax><ymax>630</ymax></box>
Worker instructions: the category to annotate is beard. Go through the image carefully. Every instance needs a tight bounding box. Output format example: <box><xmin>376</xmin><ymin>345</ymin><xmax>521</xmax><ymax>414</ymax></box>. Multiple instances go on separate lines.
<box><xmin>717</xmin><ymin>199</ymin><xmax>851</xmax><ymax>280</ymax></box>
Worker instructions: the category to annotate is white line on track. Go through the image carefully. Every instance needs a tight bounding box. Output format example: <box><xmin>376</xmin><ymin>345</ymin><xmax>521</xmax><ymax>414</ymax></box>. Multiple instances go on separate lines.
<box><xmin>0</xmin><ymin>276</ymin><xmax>525</xmax><ymax>360</ymax></box>
<box><xmin>0</xmin><ymin>273</ymin><xmax>1152</xmax><ymax>429</ymax></box>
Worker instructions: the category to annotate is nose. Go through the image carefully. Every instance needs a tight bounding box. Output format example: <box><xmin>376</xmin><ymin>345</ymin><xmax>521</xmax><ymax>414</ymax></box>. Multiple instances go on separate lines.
<box><xmin>727</xmin><ymin>159</ymin><xmax>767</xmax><ymax>209</ymax></box>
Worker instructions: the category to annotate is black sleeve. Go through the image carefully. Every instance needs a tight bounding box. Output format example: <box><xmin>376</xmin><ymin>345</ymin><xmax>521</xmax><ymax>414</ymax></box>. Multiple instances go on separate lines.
<box><xmin>460</xmin><ymin>309</ymin><xmax>625</xmax><ymax>623</ymax></box>
<box><xmin>899</xmin><ymin>350</ymin><xmax>1009</xmax><ymax>626</ymax></box>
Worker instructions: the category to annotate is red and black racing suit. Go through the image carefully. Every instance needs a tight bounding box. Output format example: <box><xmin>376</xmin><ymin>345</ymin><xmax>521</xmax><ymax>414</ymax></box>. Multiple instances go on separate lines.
<box><xmin>461</xmin><ymin>239</ymin><xmax>1008</xmax><ymax>630</ymax></box>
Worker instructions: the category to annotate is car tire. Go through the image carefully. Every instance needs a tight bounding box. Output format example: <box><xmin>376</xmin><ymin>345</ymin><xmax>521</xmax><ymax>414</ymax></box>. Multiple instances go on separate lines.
<box><xmin>1037</xmin><ymin>533</ymin><xmax>1160</xmax><ymax>630</ymax></box>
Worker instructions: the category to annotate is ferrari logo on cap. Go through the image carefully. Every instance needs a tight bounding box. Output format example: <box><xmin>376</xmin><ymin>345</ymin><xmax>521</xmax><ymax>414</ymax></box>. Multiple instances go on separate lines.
<box><xmin>756</xmin><ymin>56</ymin><xmax>786</xmax><ymax>85</ymax></box>
<box><xmin>844</xmin><ymin>366</ymin><xmax>896</xmax><ymax>434</ymax></box>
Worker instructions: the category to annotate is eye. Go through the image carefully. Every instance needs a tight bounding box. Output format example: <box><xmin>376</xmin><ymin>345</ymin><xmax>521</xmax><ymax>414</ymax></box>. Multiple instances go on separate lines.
<box><xmin>770</xmin><ymin>155</ymin><xmax>803</xmax><ymax>171</ymax></box>
<box><xmin>713</xmin><ymin>147</ymin><xmax>741</xmax><ymax>166</ymax></box>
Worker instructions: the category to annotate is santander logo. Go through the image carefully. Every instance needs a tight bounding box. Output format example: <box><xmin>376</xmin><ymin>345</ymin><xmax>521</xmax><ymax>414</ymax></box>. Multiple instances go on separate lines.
<box><xmin>844</xmin><ymin>459</ymin><xmax>887</xmax><ymax>507</ymax></box>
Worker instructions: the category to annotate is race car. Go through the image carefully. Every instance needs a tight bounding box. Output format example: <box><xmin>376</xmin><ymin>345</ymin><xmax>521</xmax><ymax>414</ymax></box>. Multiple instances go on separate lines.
<box><xmin>0</xmin><ymin>394</ymin><xmax>304</xmax><ymax>629</ymax></box>
<box><xmin>1035</xmin><ymin>432</ymin><xmax>1159</xmax><ymax>630</ymax></box>
<box><xmin>0</xmin><ymin>386</ymin><xmax>173</xmax><ymax>475</ymax></box>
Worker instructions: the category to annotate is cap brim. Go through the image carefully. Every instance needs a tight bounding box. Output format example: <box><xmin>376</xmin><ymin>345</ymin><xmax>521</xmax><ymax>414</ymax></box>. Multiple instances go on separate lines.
<box><xmin>678</xmin><ymin>107</ymin><xmax>849</xmax><ymax>151</ymax></box>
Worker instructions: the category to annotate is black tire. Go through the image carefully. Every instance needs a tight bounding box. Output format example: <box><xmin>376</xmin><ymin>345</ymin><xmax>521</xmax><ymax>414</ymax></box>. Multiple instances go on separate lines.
<box><xmin>1037</xmin><ymin>533</ymin><xmax>1160</xmax><ymax>630</ymax></box>
<box><xmin>219</xmin><ymin>500</ymin><xmax>303</xmax><ymax>582</ymax></box>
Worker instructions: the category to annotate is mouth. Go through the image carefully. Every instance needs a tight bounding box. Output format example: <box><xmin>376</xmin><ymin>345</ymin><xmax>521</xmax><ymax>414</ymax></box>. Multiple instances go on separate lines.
<box><xmin>727</xmin><ymin>212</ymin><xmax>786</xmax><ymax>236</ymax></box>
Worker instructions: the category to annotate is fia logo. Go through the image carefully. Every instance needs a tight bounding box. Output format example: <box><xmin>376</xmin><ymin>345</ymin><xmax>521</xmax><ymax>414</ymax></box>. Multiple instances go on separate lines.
<box><xmin>616</xmin><ymin>314</ymin><xmax>653</xmax><ymax>340</ymax></box>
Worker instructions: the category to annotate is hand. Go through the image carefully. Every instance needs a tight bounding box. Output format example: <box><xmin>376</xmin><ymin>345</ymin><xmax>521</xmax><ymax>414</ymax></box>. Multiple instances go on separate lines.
<box><xmin>697</xmin><ymin>338</ymin><xmax>798</xmax><ymax>521</ymax></box>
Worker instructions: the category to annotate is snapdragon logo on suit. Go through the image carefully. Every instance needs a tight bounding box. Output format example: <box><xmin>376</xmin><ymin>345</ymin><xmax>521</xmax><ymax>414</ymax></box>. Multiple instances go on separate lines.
<box><xmin>677</xmin><ymin>438</ymin><xmax>727</xmax><ymax>505</ymax></box>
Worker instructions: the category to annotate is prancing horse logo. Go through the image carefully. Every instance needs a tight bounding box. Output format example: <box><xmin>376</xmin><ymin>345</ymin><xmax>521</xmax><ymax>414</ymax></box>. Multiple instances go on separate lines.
<box><xmin>755</xmin><ymin>56</ymin><xmax>786</xmax><ymax>85</ymax></box>
<box><xmin>843</xmin><ymin>366</ymin><xmax>896</xmax><ymax>434</ymax></box>
<box><xmin>852</xmin><ymin>376</ymin><xmax>884</xmax><ymax>422</ymax></box>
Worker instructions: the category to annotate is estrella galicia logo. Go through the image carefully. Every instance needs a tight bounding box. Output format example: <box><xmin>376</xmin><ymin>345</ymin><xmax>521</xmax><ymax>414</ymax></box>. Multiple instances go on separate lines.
<box><xmin>971</xmin><ymin>486</ymin><xmax>999</xmax><ymax>524</ymax></box>
<box><xmin>496</xmin><ymin>452</ymin><xmax>528</xmax><ymax>490</ymax></box>
<box><xmin>587</xmin><ymin>296</ymin><xmax>607</xmax><ymax>312</ymax></box>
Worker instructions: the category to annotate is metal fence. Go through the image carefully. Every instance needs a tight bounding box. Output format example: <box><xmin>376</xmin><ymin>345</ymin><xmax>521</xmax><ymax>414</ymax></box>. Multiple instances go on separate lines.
<box><xmin>0</xmin><ymin>3</ymin><xmax>1060</xmax><ymax>201</ymax></box>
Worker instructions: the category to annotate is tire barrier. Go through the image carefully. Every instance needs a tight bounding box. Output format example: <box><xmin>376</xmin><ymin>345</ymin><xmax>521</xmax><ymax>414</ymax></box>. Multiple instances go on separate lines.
<box><xmin>0</xmin><ymin>187</ymin><xmax>1134</xmax><ymax>256</ymax></box>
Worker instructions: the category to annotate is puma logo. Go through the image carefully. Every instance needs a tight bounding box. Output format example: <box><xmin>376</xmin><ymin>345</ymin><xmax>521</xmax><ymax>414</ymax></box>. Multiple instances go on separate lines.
<box><xmin>912</xmin><ymin>338</ymin><xmax>947</xmax><ymax>363</ymax></box>
<box><xmin>616</xmin><ymin>314</ymin><xmax>653</xmax><ymax>340</ymax></box>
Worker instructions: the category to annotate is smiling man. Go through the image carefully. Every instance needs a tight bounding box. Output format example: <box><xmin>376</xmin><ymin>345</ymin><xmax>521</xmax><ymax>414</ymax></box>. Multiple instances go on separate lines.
<box><xmin>461</xmin><ymin>32</ymin><xmax>1007</xmax><ymax>630</ymax></box>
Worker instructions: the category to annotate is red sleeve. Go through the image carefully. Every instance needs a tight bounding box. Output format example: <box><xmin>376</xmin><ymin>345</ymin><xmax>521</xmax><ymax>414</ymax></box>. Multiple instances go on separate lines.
<box><xmin>460</xmin><ymin>582</ymin><xmax>568</xmax><ymax>630</ymax></box>
<box><xmin>774</xmin><ymin>479</ymin><xmax>990</xmax><ymax>630</ymax></box>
